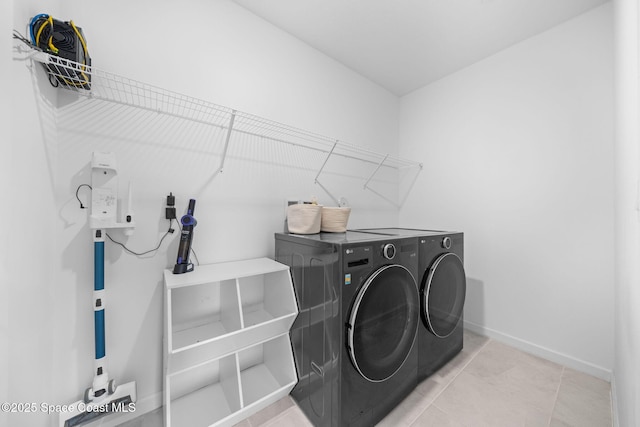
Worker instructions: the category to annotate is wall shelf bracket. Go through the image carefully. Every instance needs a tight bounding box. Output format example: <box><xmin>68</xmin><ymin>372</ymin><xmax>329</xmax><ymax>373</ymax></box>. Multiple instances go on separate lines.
<box><xmin>314</xmin><ymin>142</ymin><xmax>341</xmax><ymax>206</ymax></box>
<box><xmin>217</xmin><ymin>110</ymin><xmax>236</xmax><ymax>174</ymax></box>
<box><xmin>363</xmin><ymin>154</ymin><xmax>389</xmax><ymax>190</ymax></box>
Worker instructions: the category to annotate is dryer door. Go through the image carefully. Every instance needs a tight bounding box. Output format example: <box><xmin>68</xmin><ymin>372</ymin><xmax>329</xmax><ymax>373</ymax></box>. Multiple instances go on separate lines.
<box><xmin>347</xmin><ymin>264</ymin><xmax>418</xmax><ymax>382</ymax></box>
<box><xmin>423</xmin><ymin>252</ymin><xmax>466</xmax><ymax>338</ymax></box>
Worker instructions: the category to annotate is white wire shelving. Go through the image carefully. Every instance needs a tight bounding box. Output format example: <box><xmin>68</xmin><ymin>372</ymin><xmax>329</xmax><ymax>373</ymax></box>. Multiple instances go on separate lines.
<box><xmin>26</xmin><ymin>48</ymin><xmax>422</xmax><ymax>206</ymax></box>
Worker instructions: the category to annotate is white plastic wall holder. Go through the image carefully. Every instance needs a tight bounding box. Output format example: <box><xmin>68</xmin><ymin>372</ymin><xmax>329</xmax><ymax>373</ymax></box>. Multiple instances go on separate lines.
<box><xmin>89</xmin><ymin>152</ymin><xmax>135</xmax><ymax>233</ymax></box>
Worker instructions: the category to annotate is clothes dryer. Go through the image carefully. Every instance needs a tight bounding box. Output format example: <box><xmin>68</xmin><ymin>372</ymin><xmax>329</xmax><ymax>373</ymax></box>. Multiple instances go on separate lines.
<box><xmin>275</xmin><ymin>231</ymin><xmax>419</xmax><ymax>426</ymax></box>
<box><xmin>356</xmin><ymin>228</ymin><xmax>466</xmax><ymax>381</ymax></box>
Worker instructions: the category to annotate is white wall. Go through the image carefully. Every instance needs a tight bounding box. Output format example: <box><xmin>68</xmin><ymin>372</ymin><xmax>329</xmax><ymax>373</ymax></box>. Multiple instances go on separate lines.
<box><xmin>9</xmin><ymin>3</ymin><xmax>61</xmax><ymax>427</ymax></box>
<box><xmin>399</xmin><ymin>4</ymin><xmax>614</xmax><ymax>378</ymax></box>
<box><xmin>612</xmin><ymin>0</ymin><xmax>640</xmax><ymax>425</ymax></box>
<box><xmin>9</xmin><ymin>1</ymin><xmax>400</xmax><ymax>426</ymax></box>
<box><xmin>1</xmin><ymin>3</ymin><xmax>13</xmax><ymax>427</ymax></box>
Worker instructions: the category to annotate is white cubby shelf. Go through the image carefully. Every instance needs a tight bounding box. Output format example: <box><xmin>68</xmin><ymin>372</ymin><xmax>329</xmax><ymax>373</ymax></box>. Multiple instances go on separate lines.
<box><xmin>163</xmin><ymin>258</ymin><xmax>298</xmax><ymax>427</ymax></box>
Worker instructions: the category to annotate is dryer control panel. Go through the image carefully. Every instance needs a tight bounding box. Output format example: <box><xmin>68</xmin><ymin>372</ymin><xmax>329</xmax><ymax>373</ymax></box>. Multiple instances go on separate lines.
<box><xmin>344</xmin><ymin>246</ymin><xmax>372</xmax><ymax>269</ymax></box>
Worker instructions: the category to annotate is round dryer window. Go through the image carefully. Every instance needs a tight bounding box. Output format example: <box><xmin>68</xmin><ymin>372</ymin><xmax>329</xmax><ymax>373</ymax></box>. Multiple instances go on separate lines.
<box><xmin>423</xmin><ymin>252</ymin><xmax>466</xmax><ymax>338</ymax></box>
<box><xmin>347</xmin><ymin>264</ymin><xmax>419</xmax><ymax>382</ymax></box>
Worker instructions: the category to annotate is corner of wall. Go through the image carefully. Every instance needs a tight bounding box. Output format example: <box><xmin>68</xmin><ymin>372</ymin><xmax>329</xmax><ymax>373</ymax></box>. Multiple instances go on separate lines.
<box><xmin>464</xmin><ymin>321</ymin><xmax>612</xmax><ymax>381</ymax></box>
<box><xmin>1</xmin><ymin>2</ymin><xmax>13</xmax><ymax>422</ymax></box>
<box><xmin>610</xmin><ymin>371</ymin><xmax>620</xmax><ymax>427</ymax></box>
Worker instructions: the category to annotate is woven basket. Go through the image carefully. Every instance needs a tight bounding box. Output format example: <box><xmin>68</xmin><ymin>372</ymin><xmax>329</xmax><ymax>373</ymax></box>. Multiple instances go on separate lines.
<box><xmin>287</xmin><ymin>204</ymin><xmax>322</xmax><ymax>234</ymax></box>
<box><xmin>321</xmin><ymin>207</ymin><xmax>351</xmax><ymax>232</ymax></box>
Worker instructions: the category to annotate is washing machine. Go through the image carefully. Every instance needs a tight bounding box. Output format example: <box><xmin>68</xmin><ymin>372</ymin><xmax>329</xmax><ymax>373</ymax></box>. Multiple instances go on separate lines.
<box><xmin>356</xmin><ymin>228</ymin><xmax>466</xmax><ymax>381</ymax></box>
<box><xmin>275</xmin><ymin>231</ymin><xmax>420</xmax><ymax>426</ymax></box>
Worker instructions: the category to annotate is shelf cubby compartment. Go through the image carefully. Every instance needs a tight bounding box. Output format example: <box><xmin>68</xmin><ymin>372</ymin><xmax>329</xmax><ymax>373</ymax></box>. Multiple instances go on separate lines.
<box><xmin>238</xmin><ymin>334</ymin><xmax>298</xmax><ymax>408</ymax></box>
<box><xmin>165</xmin><ymin>334</ymin><xmax>296</xmax><ymax>427</ymax></box>
<box><xmin>237</xmin><ymin>269</ymin><xmax>298</xmax><ymax>341</ymax></box>
<box><xmin>170</xmin><ymin>278</ymin><xmax>242</xmax><ymax>352</ymax></box>
<box><xmin>166</xmin><ymin>354</ymin><xmax>241</xmax><ymax>427</ymax></box>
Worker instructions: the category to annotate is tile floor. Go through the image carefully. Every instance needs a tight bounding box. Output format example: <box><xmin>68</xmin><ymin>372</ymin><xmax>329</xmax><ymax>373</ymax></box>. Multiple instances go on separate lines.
<box><xmin>121</xmin><ymin>330</ymin><xmax>612</xmax><ymax>427</ymax></box>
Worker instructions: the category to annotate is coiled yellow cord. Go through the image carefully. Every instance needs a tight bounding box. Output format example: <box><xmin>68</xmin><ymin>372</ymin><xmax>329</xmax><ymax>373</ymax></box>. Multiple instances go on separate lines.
<box><xmin>69</xmin><ymin>20</ymin><xmax>89</xmax><ymax>84</ymax></box>
<box><xmin>46</xmin><ymin>16</ymin><xmax>59</xmax><ymax>54</ymax></box>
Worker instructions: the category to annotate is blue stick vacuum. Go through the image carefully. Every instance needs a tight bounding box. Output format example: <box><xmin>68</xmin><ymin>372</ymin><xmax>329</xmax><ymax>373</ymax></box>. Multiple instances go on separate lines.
<box><xmin>60</xmin><ymin>153</ymin><xmax>136</xmax><ymax>427</ymax></box>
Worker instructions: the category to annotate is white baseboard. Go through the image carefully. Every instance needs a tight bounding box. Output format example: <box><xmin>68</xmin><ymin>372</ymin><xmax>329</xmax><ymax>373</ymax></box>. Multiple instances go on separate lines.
<box><xmin>464</xmin><ymin>320</ymin><xmax>612</xmax><ymax>381</ymax></box>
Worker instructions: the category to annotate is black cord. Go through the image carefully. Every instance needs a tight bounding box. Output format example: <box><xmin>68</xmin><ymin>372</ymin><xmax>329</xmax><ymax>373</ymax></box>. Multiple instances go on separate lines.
<box><xmin>12</xmin><ymin>30</ymin><xmax>36</xmax><ymax>48</ymax></box>
<box><xmin>75</xmin><ymin>184</ymin><xmax>92</xmax><ymax>209</ymax></box>
<box><xmin>48</xmin><ymin>74</ymin><xmax>60</xmax><ymax>88</ymax></box>
<box><xmin>191</xmin><ymin>247</ymin><xmax>200</xmax><ymax>266</ymax></box>
<box><xmin>74</xmin><ymin>183</ymin><xmax>176</xmax><ymax>257</ymax></box>
<box><xmin>106</xmin><ymin>219</ymin><xmax>175</xmax><ymax>257</ymax></box>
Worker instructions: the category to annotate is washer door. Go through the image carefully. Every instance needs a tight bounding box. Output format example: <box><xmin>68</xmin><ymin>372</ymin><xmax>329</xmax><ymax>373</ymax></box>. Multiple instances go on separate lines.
<box><xmin>347</xmin><ymin>264</ymin><xmax>418</xmax><ymax>382</ymax></box>
<box><xmin>423</xmin><ymin>252</ymin><xmax>466</xmax><ymax>338</ymax></box>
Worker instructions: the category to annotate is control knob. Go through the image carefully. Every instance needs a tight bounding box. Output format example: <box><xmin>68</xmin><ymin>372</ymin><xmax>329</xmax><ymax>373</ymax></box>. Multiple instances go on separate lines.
<box><xmin>383</xmin><ymin>243</ymin><xmax>396</xmax><ymax>260</ymax></box>
<box><xmin>442</xmin><ymin>237</ymin><xmax>452</xmax><ymax>250</ymax></box>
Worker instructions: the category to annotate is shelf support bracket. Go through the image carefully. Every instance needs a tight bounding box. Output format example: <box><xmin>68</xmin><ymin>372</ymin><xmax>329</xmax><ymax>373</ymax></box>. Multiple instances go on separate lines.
<box><xmin>363</xmin><ymin>154</ymin><xmax>389</xmax><ymax>190</ymax></box>
<box><xmin>218</xmin><ymin>110</ymin><xmax>236</xmax><ymax>174</ymax></box>
<box><xmin>314</xmin><ymin>142</ymin><xmax>341</xmax><ymax>206</ymax></box>
<box><xmin>365</xmin><ymin>185</ymin><xmax>400</xmax><ymax>209</ymax></box>
<box><xmin>363</xmin><ymin>154</ymin><xmax>405</xmax><ymax>208</ymax></box>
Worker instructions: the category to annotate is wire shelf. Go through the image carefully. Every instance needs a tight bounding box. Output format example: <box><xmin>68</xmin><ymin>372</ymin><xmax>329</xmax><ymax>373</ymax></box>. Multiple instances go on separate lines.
<box><xmin>27</xmin><ymin>49</ymin><xmax>422</xmax><ymax>205</ymax></box>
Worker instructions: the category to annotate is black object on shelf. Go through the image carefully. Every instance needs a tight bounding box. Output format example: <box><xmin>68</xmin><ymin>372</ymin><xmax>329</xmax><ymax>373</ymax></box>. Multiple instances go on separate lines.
<box><xmin>173</xmin><ymin>199</ymin><xmax>197</xmax><ymax>274</ymax></box>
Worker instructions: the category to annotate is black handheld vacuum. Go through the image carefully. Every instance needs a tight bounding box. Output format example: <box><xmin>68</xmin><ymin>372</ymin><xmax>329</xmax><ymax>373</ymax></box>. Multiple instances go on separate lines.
<box><xmin>173</xmin><ymin>199</ymin><xmax>197</xmax><ymax>274</ymax></box>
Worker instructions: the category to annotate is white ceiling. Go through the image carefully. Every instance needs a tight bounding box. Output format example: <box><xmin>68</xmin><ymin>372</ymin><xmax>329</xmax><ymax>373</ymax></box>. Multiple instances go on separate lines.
<box><xmin>232</xmin><ymin>0</ymin><xmax>609</xmax><ymax>96</ymax></box>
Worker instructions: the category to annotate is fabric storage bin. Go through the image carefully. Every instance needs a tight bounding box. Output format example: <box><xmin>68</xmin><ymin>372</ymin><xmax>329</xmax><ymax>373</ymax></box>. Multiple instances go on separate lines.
<box><xmin>287</xmin><ymin>204</ymin><xmax>322</xmax><ymax>234</ymax></box>
<box><xmin>321</xmin><ymin>207</ymin><xmax>351</xmax><ymax>232</ymax></box>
